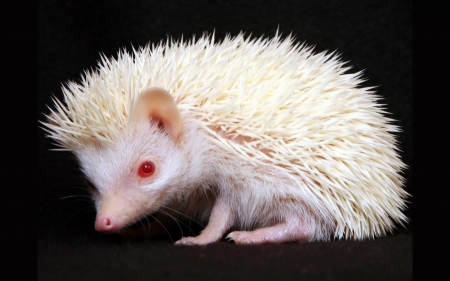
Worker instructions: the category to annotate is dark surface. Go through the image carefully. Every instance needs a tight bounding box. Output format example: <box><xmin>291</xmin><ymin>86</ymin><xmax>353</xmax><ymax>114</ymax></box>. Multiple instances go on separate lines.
<box><xmin>38</xmin><ymin>0</ymin><xmax>412</xmax><ymax>280</ymax></box>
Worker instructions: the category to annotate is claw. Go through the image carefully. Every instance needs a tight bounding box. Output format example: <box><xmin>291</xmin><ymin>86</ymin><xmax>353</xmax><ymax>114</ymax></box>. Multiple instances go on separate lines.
<box><xmin>174</xmin><ymin>240</ymin><xmax>184</xmax><ymax>246</ymax></box>
<box><xmin>225</xmin><ymin>232</ymin><xmax>236</xmax><ymax>241</ymax></box>
<box><xmin>174</xmin><ymin>237</ymin><xmax>193</xmax><ymax>245</ymax></box>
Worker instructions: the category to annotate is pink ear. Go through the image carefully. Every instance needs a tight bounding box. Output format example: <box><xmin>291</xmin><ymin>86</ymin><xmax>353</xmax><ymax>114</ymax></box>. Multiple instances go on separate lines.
<box><xmin>133</xmin><ymin>88</ymin><xmax>182</xmax><ymax>140</ymax></box>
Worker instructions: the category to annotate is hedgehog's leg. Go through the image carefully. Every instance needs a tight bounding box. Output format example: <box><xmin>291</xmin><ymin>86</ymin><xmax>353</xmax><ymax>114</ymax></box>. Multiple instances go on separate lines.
<box><xmin>226</xmin><ymin>217</ymin><xmax>313</xmax><ymax>245</ymax></box>
<box><xmin>174</xmin><ymin>197</ymin><xmax>233</xmax><ymax>245</ymax></box>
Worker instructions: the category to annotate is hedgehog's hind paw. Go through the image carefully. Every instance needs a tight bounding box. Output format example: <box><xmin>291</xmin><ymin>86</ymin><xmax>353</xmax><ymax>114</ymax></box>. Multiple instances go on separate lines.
<box><xmin>226</xmin><ymin>221</ymin><xmax>312</xmax><ymax>245</ymax></box>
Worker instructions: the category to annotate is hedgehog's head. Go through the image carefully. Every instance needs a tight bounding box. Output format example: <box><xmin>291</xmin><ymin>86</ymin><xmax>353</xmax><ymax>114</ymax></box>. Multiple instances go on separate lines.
<box><xmin>64</xmin><ymin>88</ymin><xmax>186</xmax><ymax>233</ymax></box>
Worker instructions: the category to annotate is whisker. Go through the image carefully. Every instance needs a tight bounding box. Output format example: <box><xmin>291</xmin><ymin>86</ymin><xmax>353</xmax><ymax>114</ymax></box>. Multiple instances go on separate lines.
<box><xmin>59</xmin><ymin>195</ymin><xmax>92</xmax><ymax>200</ymax></box>
<box><xmin>149</xmin><ymin>214</ymin><xmax>173</xmax><ymax>243</ymax></box>
<box><xmin>65</xmin><ymin>206</ymin><xmax>95</xmax><ymax>221</ymax></box>
<box><xmin>58</xmin><ymin>195</ymin><xmax>92</xmax><ymax>202</ymax></box>
<box><xmin>138</xmin><ymin>217</ymin><xmax>146</xmax><ymax>230</ymax></box>
<box><xmin>160</xmin><ymin>206</ymin><xmax>205</xmax><ymax>227</ymax></box>
<box><xmin>158</xmin><ymin>209</ymin><xmax>186</xmax><ymax>237</ymax></box>
<box><xmin>63</xmin><ymin>200</ymin><xmax>94</xmax><ymax>205</ymax></box>
<box><xmin>77</xmin><ymin>208</ymin><xmax>96</xmax><ymax>219</ymax></box>
<box><xmin>142</xmin><ymin>215</ymin><xmax>152</xmax><ymax>235</ymax></box>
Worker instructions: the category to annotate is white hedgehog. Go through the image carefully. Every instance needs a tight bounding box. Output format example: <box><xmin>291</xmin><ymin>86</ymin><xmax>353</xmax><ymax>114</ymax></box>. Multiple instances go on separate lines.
<box><xmin>41</xmin><ymin>31</ymin><xmax>409</xmax><ymax>245</ymax></box>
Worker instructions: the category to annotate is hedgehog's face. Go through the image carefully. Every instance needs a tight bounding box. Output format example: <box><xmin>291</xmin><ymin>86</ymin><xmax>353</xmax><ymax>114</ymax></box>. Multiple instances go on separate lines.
<box><xmin>74</xmin><ymin>88</ymin><xmax>185</xmax><ymax>233</ymax></box>
<box><xmin>75</xmin><ymin>119</ymin><xmax>185</xmax><ymax>233</ymax></box>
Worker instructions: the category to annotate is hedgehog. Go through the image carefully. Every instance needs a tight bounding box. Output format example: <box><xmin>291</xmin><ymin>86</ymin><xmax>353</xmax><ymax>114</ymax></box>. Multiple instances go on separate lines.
<box><xmin>41</xmin><ymin>31</ymin><xmax>409</xmax><ymax>245</ymax></box>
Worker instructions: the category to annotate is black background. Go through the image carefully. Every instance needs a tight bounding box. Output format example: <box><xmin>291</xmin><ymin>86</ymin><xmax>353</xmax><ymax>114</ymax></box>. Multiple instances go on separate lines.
<box><xmin>38</xmin><ymin>0</ymin><xmax>412</xmax><ymax>280</ymax></box>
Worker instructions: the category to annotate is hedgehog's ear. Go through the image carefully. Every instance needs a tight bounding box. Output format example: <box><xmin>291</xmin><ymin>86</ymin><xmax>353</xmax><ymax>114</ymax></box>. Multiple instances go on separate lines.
<box><xmin>133</xmin><ymin>87</ymin><xmax>182</xmax><ymax>140</ymax></box>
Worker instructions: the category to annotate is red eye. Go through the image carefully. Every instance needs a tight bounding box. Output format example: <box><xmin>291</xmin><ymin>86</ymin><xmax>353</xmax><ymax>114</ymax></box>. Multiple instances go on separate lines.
<box><xmin>138</xmin><ymin>161</ymin><xmax>155</xmax><ymax>178</ymax></box>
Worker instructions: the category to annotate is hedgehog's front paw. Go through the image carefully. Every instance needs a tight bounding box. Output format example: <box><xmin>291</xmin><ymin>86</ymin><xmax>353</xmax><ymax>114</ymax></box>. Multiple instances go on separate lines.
<box><xmin>174</xmin><ymin>236</ymin><xmax>211</xmax><ymax>246</ymax></box>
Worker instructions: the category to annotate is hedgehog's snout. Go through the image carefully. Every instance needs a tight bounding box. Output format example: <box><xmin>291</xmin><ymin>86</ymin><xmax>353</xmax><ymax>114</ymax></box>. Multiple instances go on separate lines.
<box><xmin>95</xmin><ymin>214</ymin><xmax>117</xmax><ymax>232</ymax></box>
<box><xmin>94</xmin><ymin>193</ymin><xmax>135</xmax><ymax>233</ymax></box>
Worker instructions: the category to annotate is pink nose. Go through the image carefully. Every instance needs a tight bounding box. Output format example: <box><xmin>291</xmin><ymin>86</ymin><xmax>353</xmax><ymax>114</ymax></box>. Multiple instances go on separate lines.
<box><xmin>95</xmin><ymin>214</ymin><xmax>116</xmax><ymax>232</ymax></box>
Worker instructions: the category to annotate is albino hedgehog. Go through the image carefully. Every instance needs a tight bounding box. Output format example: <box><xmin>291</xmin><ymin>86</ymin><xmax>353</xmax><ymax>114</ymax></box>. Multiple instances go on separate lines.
<box><xmin>41</xmin><ymin>31</ymin><xmax>409</xmax><ymax>245</ymax></box>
